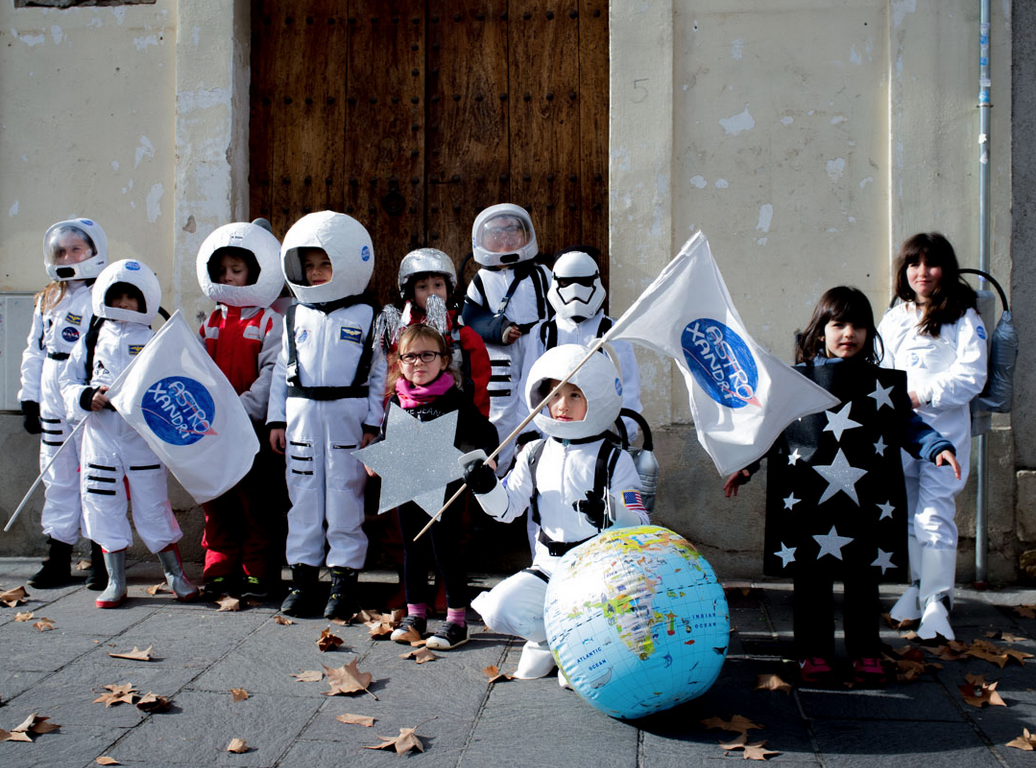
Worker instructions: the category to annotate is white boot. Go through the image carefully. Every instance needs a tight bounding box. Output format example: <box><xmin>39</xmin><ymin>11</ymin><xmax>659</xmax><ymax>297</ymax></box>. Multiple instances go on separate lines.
<box><xmin>890</xmin><ymin>536</ymin><xmax>923</xmax><ymax>622</ymax></box>
<box><xmin>157</xmin><ymin>544</ymin><xmax>200</xmax><ymax>602</ymax></box>
<box><xmin>917</xmin><ymin>547</ymin><xmax>956</xmax><ymax>641</ymax></box>
<box><xmin>514</xmin><ymin>640</ymin><xmax>556</xmax><ymax>679</ymax></box>
<box><xmin>96</xmin><ymin>549</ymin><xmax>127</xmax><ymax>609</ymax></box>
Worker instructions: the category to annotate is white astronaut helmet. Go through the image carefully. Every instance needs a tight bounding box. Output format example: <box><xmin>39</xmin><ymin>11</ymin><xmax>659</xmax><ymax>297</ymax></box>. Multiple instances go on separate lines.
<box><xmin>196</xmin><ymin>222</ymin><xmax>284</xmax><ymax>309</ymax></box>
<box><xmin>92</xmin><ymin>259</ymin><xmax>162</xmax><ymax>326</ymax></box>
<box><xmin>43</xmin><ymin>218</ymin><xmax>108</xmax><ymax>281</ymax></box>
<box><xmin>281</xmin><ymin>211</ymin><xmax>374</xmax><ymax>304</ymax></box>
<box><xmin>548</xmin><ymin>250</ymin><xmax>606</xmax><ymax>321</ymax></box>
<box><xmin>397</xmin><ymin>247</ymin><xmax>457</xmax><ymax>297</ymax></box>
<box><xmin>525</xmin><ymin>343</ymin><xmax>623</xmax><ymax>440</ymax></box>
<box><xmin>471</xmin><ymin>203</ymin><xmax>538</xmax><ymax>267</ymax></box>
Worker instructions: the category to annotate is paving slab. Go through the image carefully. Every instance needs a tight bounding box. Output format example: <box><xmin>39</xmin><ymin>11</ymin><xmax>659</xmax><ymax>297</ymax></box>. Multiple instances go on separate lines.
<box><xmin>809</xmin><ymin>720</ymin><xmax>1004</xmax><ymax>766</ymax></box>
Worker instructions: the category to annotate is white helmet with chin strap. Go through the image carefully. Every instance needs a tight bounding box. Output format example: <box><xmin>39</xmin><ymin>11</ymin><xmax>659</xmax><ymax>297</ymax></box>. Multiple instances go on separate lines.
<box><xmin>92</xmin><ymin>259</ymin><xmax>162</xmax><ymax>326</ymax></box>
<box><xmin>471</xmin><ymin>203</ymin><xmax>538</xmax><ymax>267</ymax></box>
<box><xmin>197</xmin><ymin>222</ymin><xmax>284</xmax><ymax>309</ymax></box>
<box><xmin>525</xmin><ymin>343</ymin><xmax>623</xmax><ymax>441</ymax></box>
<box><xmin>397</xmin><ymin>247</ymin><xmax>457</xmax><ymax>297</ymax></box>
<box><xmin>548</xmin><ymin>250</ymin><xmax>605</xmax><ymax>321</ymax></box>
<box><xmin>281</xmin><ymin>211</ymin><xmax>374</xmax><ymax>304</ymax></box>
<box><xmin>43</xmin><ymin>218</ymin><xmax>108</xmax><ymax>281</ymax></box>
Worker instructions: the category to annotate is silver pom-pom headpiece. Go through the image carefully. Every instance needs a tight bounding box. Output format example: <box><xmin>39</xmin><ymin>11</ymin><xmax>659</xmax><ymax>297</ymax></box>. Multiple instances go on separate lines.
<box><xmin>422</xmin><ymin>293</ymin><xmax>450</xmax><ymax>336</ymax></box>
<box><xmin>373</xmin><ymin>304</ymin><xmax>403</xmax><ymax>352</ymax></box>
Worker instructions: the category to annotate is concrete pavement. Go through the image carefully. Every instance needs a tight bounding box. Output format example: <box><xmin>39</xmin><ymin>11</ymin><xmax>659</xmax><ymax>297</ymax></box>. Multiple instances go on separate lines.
<box><xmin>2</xmin><ymin>557</ymin><xmax>1036</xmax><ymax>767</ymax></box>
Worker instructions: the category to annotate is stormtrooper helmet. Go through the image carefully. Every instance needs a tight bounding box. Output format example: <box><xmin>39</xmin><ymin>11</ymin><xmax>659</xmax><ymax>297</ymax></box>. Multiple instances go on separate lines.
<box><xmin>471</xmin><ymin>203</ymin><xmax>538</xmax><ymax>267</ymax></box>
<box><xmin>525</xmin><ymin>343</ymin><xmax>623</xmax><ymax>440</ymax></box>
<box><xmin>397</xmin><ymin>247</ymin><xmax>457</xmax><ymax>298</ymax></box>
<box><xmin>196</xmin><ymin>222</ymin><xmax>284</xmax><ymax>308</ymax></box>
<box><xmin>43</xmin><ymin>218</ymin><xmax>108</xmax><ymax>281</ymax></box>
<box><xmin>281</xmin><ymin>211</ymin><xmax>374</xmax><ymax>304</ymax></box>
<box><xmin>93</xmin><ymin>259</ymin><xmax>162</xmax><ymax>326</ymax></box>
<box><xmin>548</xmin><ymin>250</ymin><xmax>605</xmax><ymax>321</ymax></box>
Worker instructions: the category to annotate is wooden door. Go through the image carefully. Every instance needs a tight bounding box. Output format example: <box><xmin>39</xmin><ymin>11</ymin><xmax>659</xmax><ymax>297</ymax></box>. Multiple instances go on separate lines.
<box><xmin>250</xmin><ymin>1</ymin><xmax>609</xmax><ymax>306</ymax></box>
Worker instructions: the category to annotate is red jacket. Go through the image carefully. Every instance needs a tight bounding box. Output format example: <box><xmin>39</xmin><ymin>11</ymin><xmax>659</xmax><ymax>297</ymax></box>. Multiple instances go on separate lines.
<box><xmin>200</xmin><ymin>305</ymin><xmax>283</xmax><ymax>422</ymax></box>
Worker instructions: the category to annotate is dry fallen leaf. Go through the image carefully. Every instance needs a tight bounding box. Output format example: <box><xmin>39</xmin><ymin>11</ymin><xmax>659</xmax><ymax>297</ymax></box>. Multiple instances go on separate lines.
<box><xmin>14</xmin><ymin>611</ymin><xmax>34</xmax><ymax>622</ymax></box>
<box><xmin>145</xmin><ymin>583</ymin><xmax>167</xmax><ymax>597</ymax></box>
<box><xmin>719</xmin><ymin>733</ymin><xmax>749</xmax><ymax>751</ymax></box>
<box><xmin>226</xmin><ymin>737</ymin><xmax>249</xmax><ymax>754</ymax></box>
<box><xmin>364</xmin><ymin>719</ymin><xmax>435</xmax><ymax>756</ymax></box>
<box><xmin>755</xmin><ymin>673</ymin><xmax>792</xmax><ymax>693</ymax></box>
<box><xmin>95</xmin><ymin>757</ymin><xmax>121</xmax><ymax>765</ymax></box>
<box><xmin>392</xmin><ymin>626</ymin><xmax>423</xmax><ymax>645</ymax></box>
<box><xmin>1</xmin><ymin>712</ymin><xmax>60</xmax><ymax>742</ymax></box>
<box><xmin>361</xmin><ymin>608</ymin><xmax>406</xmax><ymax>638</ymax></box>
<box><xmin>0</xmin><ymin>586</ymin><xmax>29</xmax><ymax>607</ymax></box>
<box><xmin>76</xmin><ymin>559</ymin><xmax>92</xmax><ymax>571</ymax></box>
<box><xmin>108</xmin><ymin>646</ymin><xmax>154</xmax><ymax>661</ymax></box>
<box><xmin>399</xmin><ymin>647</ymin><xmax>437</xmax><ymax>664</ymax></box>
<box><xmin>216</xmin><ymin>595</ymin><xmax>242</xmax><ymax>613</ymax></box>
<box><xmin>701</xmin><ymin>715</ymin><xmax>763</xmax><ymax>734</ymax></box>
<box><xmin>323</xmin><ymin>660</ymin><xmax>377</xmax><ymax>699</ymax></box>
<box><xmin>33</xmin><ymin>617</ymin><xmax>55</xmax><ymax>632</ymax></box>
<box><xmin>1007</xmin><ymin>728</ymin><xmax>1036</xmax><ymax>751</ymax></box>
<box><xmin>743</xmin><ymin>743</ymin><xmax>781</xmax><ymax>761</ymax></box>
<box><xmin>135</xmin><ymin>693</ymin><xmax>171</xmax><ymax>713</ymax></box>
<box><xmin>336</xmin><ymin>713</ymin><xmax>376</xmax><ymax>727</ymax></box>
<box><xmin>959</xmin><ymin>673</ymin><xmax>1007</xmax><ymax>708</ymax></box>
<box><xmin>1013</xmin><ymin>604</ymin><xmax>1036</xmax><ymax>619</ymax></box>
<box><xmin>482</xmin><ymin>665</ymin><xmax>513</xmax><ymax>683</ymax></box>
<box><xmin>316</xmin><ymin>627</ymin><xmax>344</xmax><ymax>652</ymax></box>
<box><xmin>230</xmin><ymin>688</ymin><xmax>249</xmax><ymax>702</ymax></box>
<box><xmin>273</xmin><ymin>615</ymin><xmax>294</xmax><ymax>626</ymax></box>
<box><xmin>292</xmin><ymin>670</ymin><xmax>324</xmax><ymax>683</ymax></box>
<box><xmin>93</xmin><ymin>683</ymin><xmax>137</xmax><ymax>708</ymax></box>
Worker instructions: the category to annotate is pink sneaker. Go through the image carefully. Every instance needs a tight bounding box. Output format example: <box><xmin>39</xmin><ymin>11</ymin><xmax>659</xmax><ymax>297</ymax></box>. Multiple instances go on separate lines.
<box><xmin>797</xmin><ymin>657</ymin><xmax>834</xmax><ymax>685</ymax></box>
<box><xmin>852</xmin><ymin>657</ymin><xmax>886</xmax><ymax>686</ymax></box>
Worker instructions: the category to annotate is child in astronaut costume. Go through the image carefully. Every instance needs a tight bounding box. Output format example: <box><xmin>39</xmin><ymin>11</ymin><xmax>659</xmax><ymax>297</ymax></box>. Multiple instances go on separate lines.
<box><xmin>463</xmin><ymin>344</ymin><xmax>648</xmax><ymax>679</ymax></box>
<box><xmin>462</xmin><ymin>204</ymin><xmax>552</xmax><ymax>474</ymax></box>
<box><xmin>878</xmin><ymin>233</ymin><xmax>988</xmax><ymax>641</ymax></box>
<box><xmin>60</xmin><ymin>260</ymin><xmax>199</xmax><ymax>609</ymax></box>
<box><xmin>20</xmin><ymin>218</ymin><xmax>108</xmax><ymax>589</ymax></box>
<box><xmin>196</xmin><ymin>221</ymin><xmax>285</xmax><ymax>599</ymax></box>
<box><xmin>267</xmin><ymin>211</ymin><xmax>387</xmax><ymax>619</ymax></box>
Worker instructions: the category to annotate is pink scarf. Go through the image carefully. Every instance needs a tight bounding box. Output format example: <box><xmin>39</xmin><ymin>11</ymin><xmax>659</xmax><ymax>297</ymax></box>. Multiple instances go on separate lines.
<box><xmin>395</xmin><ymin>372</ymin><xmax>454</xmax><ymax>408</ymax></box>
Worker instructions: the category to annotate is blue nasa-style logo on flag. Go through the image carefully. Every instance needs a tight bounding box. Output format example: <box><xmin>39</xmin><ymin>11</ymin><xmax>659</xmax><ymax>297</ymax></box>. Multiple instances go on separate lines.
<box><xmin>140</xmin><ymin>376</ymin><xmax>217</xmax><ymax>447</ymax></box>
<box><xmin>61</xmin><ymin>326</ymin><xmax>80</xmax><ymax>343</ymax></box>
<box><xmin>681</xmin><ymin>318</ymin><xmax>761</xmax><ymax>409</ymax></box>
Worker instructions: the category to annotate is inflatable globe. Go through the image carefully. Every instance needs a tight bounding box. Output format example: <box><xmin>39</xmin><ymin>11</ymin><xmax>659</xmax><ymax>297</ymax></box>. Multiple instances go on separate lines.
<box><xmin>543</xmin><ymin>525</ymin><xmax>729</xmax><ymax>720</ymax></box>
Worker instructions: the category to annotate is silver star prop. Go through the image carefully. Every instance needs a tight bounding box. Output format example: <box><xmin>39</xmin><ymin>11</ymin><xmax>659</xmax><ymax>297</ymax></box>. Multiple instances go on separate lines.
<box><xmin>352</xmin><ymin>405</ymin><xmax>463</xmax><ymax>516</ymax></box>
<box><xmin>813</xmin><ymin>525</ymin><xmax>854</xmax><ymax>560</ymax></box>
<box><xmin>868</xmin><ymin>381</ymin><xmax>895</xmax><ymax>411</ymax></box>
<box><xmin>823</xmin><ymin>402</ymin><xmax>862</xmax><ymax>441</ymax></box>
<box><xmin>813</xmin><ymin>448</ymin><xmax>867</xmax><ymax>505</ymax></box>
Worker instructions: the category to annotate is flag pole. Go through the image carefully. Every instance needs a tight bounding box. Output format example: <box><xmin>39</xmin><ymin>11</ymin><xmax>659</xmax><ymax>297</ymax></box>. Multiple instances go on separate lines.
<box><xmin>412</xmin><ymin>336</ymin><xmax>607</xmax><ymax>541</ymax></box>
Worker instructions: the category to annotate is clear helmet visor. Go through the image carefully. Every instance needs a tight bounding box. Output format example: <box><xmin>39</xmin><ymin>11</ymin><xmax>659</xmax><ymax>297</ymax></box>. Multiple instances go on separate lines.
<box><xmin>471</xmin><ymin>204</ymin><xmax>538</xmax><ymax>266</ymax></box>
<box><xmin>43</xmin><ymin>220</ymin><xmax>108</xmax><ymax>281</ymax></box>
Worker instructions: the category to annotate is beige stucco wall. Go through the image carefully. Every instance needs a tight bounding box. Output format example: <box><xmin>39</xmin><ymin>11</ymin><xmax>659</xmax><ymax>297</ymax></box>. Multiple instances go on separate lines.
<box><xmin>610</xmin><ymin>0</ymin><xmax>1015</xmax><ymax>581</ymax></box>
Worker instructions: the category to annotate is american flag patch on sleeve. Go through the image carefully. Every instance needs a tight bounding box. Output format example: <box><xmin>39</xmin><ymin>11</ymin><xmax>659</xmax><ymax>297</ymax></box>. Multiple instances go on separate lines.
<box><xmin>621</xmin><ymin>490</ymin><xmax>646</xmax><ymax>512</ymax></box>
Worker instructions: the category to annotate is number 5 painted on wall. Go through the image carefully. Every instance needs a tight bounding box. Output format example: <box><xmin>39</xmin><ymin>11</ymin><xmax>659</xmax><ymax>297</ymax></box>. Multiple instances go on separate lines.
<box><xmin>632</xmin><ymin>78</ymin><xmax>649</xmax><ymax>103</ymax></box>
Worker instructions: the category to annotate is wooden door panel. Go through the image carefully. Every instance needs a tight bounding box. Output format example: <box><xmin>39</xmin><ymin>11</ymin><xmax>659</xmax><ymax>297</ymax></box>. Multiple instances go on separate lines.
<box><xmin>578</xmin><ymin>0</ymin><xmax>609</xmax><ymax>265</ymax></box>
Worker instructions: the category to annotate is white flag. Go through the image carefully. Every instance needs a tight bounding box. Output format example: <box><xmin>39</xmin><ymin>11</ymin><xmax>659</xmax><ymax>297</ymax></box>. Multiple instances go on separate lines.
<box><xmin>603</xmin><ymin>232</ymin><xmax>839</xmax><ymax>475</ymax></box>
<box><xmin>108</xmin><ymin>310</ymin><xmax>259</xmax><ymax>503</ymax></box>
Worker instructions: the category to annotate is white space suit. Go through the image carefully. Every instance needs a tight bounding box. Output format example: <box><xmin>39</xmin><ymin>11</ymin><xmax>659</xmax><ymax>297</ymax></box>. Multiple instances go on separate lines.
<box><xmin>469</xmin><ymin>344</ymin><xmax>647</xmax><ymax>678</ymax></box>
<box><xmin>462</xmin><ymin>204</ymin><xmax>552</xmax><ymax>474</ymax></box>
<box><xmin>59</xmin><ymin>260</ymin><xmax>182</xmax><ymax>554</ymax></box>
<box><xmin>19</xmin><ymin>218</ymin><xmax>108</xmax><ymax>547</ymax></box>
<box><xmin>878</xmin><ymin>302</ymin><xmax>987</xmax><ymax>638</ymax></box>
<box><xmin>268</xmin><ymin>211</ymin><xmax>387</xmax><ymax>571</ymax></box>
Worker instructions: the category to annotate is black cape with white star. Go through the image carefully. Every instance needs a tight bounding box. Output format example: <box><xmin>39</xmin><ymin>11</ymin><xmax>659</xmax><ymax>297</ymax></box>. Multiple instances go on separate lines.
<box><xmin>762</xmin><ymin>358</ymin><xmax>910</xmax><ymax>582</ymax></box>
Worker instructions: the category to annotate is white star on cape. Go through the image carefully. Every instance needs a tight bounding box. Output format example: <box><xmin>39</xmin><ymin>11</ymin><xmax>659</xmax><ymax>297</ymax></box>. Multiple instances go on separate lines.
<box><xmin>813</xmin><ymin>448</ymin><xmax>868</xmax><ymax>505</ymax></box>
<box><xmin>774</xmin><ymin>543</ymin><xmax>797</xmax><ymax>568</ymax></box>
<box><xmin>868</xmin><ymin>381</ymin><xmax>895</xmax><ymax>411</ymax></box>
<box><xmin>871</xmin><ymin>548</ymin><xmax>896</xmax><ymax>574</ymax></box>
<box><xmin>783</xmin><ymin>493</ymin><xmax>801</xmax><ymax>511</ymax></box>
<box><xmin>874</xmin><ymin>436</ymin><xmax>887</xmax><ymax>456</ymax></box>
<box><xmin>352</xmin><ymin>405</ymin><xmax>463</xmax><ymax>516</ymax></box>
<box><xmin>876</xmin><ymin>501</ymin><xmax>895</xmax><ymax>520</ymax></box>
<box><xmin>813</xmin><ymin>525</ymin><xmax>854</xmax><ymax>561</ymax></box>
<box><xmin>822</xmin><ymin>402</ymin><xmax>862</xmax><ymax>441</ymax></box>
<box><xmin>788</xmin><ymin>449</ymin><xmax>802</xmax><ymax>466</ymax></box>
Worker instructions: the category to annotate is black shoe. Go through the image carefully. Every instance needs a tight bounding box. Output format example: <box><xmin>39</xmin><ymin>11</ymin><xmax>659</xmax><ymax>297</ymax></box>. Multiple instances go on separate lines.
<box><xmin>28</xmin><ymin>538</ymin><xmax>73</xmax><ymax>589</ymax></box>
<box><xmin>204</xmin><ymin>575</ymin><xmax>240</xmax><ymax>599</ymax></box>
<box><xmin>280</xmin><ymin>564</ymin><xmax>320</xmax><ymax>617</ymax></box>
<box><xmin>85</xmin><ymin>541</ymin><xmax>108</xmax><ymax>591</ymax></box>
<box><xmin>323</xmin><ymin>567</ymin><xmax>359</xmax><ymax>620</ymax></box>
<box><xmin>241</xmin><ymin>575</ymin><xmax>271</xmax><ymax>601</ymax></box>
<box><xmin>390</xmin><ymin>615</ymin><xmax>427</xmax><ymax>643</ymax></box>
<box><xmin>425</xmin><ymin>621</ymin><xmax>469</xmax><ymax>650</ymax></box>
